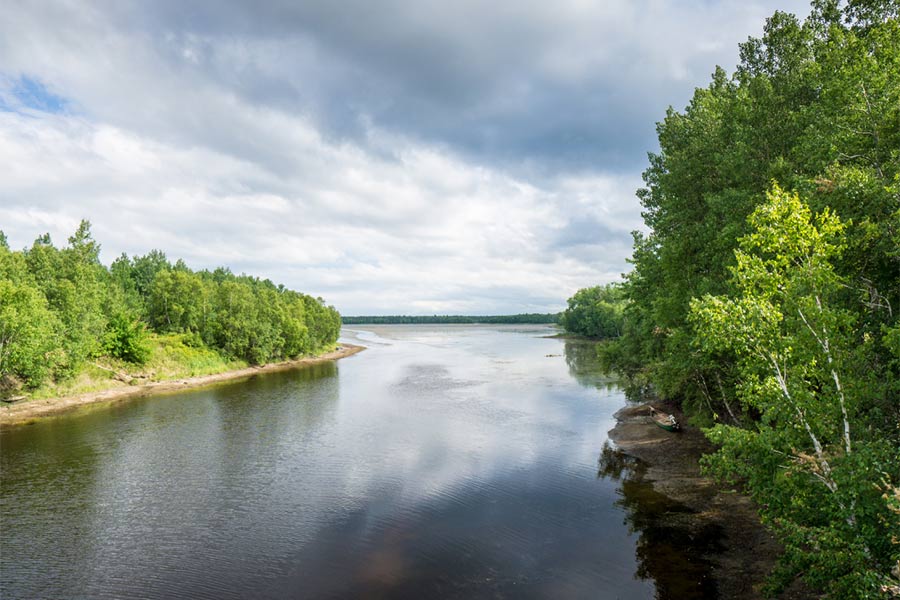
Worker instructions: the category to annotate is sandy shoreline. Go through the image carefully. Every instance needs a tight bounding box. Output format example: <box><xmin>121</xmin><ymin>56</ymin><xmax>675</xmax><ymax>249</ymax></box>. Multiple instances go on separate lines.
<box><xmin>0</xmin><ymin>343</ymin><xmax>366</xmax><ymax>428</ymax></box>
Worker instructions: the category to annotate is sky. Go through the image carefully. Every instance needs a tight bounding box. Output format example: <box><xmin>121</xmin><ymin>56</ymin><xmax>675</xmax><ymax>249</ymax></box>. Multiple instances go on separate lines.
<box><xmin>0</xmin><ymin>0</ymin><xmax>810</xmax><ymax>315</ymax></box>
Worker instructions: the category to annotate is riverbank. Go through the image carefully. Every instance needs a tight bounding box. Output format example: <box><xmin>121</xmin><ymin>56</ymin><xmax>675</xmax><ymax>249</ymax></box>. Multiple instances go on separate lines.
<box><xmin>0</xmin><ymin>344</ymin><xmax>365</xmax><ymax>428</ymax></box>
<box><xmin>542</xmin><ymin>332</ymin><xmax>594</xmax><ymax>340</ymax></box>
<box><xmin>608</xmin><ymin>402</ymin><xmax>811</xmax><ymax>600</ymax></box>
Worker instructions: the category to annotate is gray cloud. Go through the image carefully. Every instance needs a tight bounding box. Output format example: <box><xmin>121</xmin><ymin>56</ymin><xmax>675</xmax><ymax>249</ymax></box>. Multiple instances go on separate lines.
<box><xmin>2</xmin><ymin>0</ymin><xmax>810</xmax><ymax>172</ymax></box>
<box><xmin>0</xmin><ymin>0</ymin><xmax>810</xmax><ymax>314</ymax></box>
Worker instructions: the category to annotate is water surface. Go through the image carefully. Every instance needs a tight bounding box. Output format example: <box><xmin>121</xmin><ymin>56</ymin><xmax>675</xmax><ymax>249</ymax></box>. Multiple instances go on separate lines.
<box><xmin>1</xmin><ymin>325</ymin><xmax>705</xmax><ymax>598</ymax></box>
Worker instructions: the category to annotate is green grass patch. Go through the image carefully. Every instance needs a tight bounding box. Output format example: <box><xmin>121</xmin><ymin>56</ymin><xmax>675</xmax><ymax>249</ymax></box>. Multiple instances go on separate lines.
<box><xmin>28</xmin><ymin>333</ymin><xmax>246</xmax><ymax>400</ymax></box>
<box><xmin>148</xmin><ymin>333</ymin><xmax>246</xmax><ymax>379</ymax></box>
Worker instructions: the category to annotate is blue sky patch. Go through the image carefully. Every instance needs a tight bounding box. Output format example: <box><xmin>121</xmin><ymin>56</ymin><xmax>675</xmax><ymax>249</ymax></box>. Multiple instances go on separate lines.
<box><xmin>0</xmin><ymin>75</ymin><xmax>69</xmax><ymax>114</ymax></box>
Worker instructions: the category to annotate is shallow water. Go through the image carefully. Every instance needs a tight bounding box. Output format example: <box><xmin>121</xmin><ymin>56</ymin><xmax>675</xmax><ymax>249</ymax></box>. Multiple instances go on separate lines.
<box><xmin>1</xmin><ymin>325</ymin><xmax>714</xmax><ymax>599</ymax></box>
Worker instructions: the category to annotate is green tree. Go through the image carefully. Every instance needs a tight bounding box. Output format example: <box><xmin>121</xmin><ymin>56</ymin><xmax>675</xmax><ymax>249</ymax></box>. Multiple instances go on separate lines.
<box><xmin>23</xmin><ymin>222</ymin><xmax>108</xmax><ymax>375</ymax></box>
<box><xmin>560</xmin><ymin>284</ymin><xmax>626</xmax><ymax>338</ymax></box>
<box><xmin>279</xmin><ymin>291</ymin><xmax>311</xmax><ymax>356</ymax></box>
<box><xmin>109</xmin><ymin>253</ymin><xmax>144</xmax><ymax>314</ymax></box>
<box><xmin>0</xmin><ymin>224</ymin><xmax>343</xmax><ymax>389</ymax></box>
<box><xmin>689</xmin><ymin>185</ymin><xmax>899</xmax><ymax>598</ymax></box>
<box><xmin>148</xmin><ymin>269</ymin><xmax>211</xmax><ymax>334</ymax></box>
<box><xmin>130</xmin><ymin>249</ymin><xmax>171</xmax><ymax>304</ymax></box>
<box><xmin>210</xmin><ymin>280</ymin><xmax>259</xmax><ymax>362</ymax></box>
<box><xmin>0</xmin><ymin>280</ymin><xmax>59</xmax><ymax>389</ymax></box>
<box><xmin>0</xmin><ymin>244</ymin><xmax>60</xmax><ymax>389</ymax></box>
<box><xmin>303</xmin><ymin>295</ymin><xmax>341</xmax><ymax>352</ymax></box>
<box><xmin>58</xmin><ymin>222</ymin><xmax>108</xmax><ymax>371</ymax></box>
<box><xmin>613</xmin><ymin>0</ymin><xmax>899</xmax><ymax>420</ymax></box>
<box><xmin>102</xmin><ymin>312</ymin><xmax>150</xmax><ymax>365</ymax></box>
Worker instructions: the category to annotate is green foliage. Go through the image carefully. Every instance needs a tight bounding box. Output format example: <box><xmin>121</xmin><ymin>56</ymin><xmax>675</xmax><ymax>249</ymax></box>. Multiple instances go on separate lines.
<box><xmin>21</xmin><ymin>222</ymin><xmax>108</xmax><ymax>376</ymax></box>
<box><xmin>102</xmin><ymin>313</ymin><xmax>151</xmax><ymax>365</ymax></box>
<box><xmin>148</xmin><ymin>268</ymin><xmax>211</xmax><ymax>334</ymax></box>
<box><xmin>0</xmin><ymin>242</ymin><xmax>60</xmax><ymax>390</ymax></box>
<box><xmin>690</xmin><ymin>186</ymin><xmax>899</xmax><ymax>597</ymax></box>
<box><xmin>130</xmin><ymin>249</ymin><xmax>171</xmax><ymax>300</ymax></box>
<box><xmin>0</xmin><ymin>222</ymin><xmax>342</xmax><ymax>388</ymax></box>
<box><xmin>150</xmin><ymin>333</ymin><xmax>240</xmax><ymax>378</ymax></box>
<box><xmin>560</xmin><ymin>284</ymin><xmax>625</xmax><ymax>338</ymax></box>
<box><xmin>610</xmin><ymin>2</ymin><xmax>900</xmax><ymax>595</ymax></box>
<box><xmin>615</xmin><ymin>0</ymin><xmax>899</xmax><ymax>416</ymax></box>
<box><xmin>0</xmin><ymin>278</ymin><xmax>59</xmax><ymax>390</ymax></box>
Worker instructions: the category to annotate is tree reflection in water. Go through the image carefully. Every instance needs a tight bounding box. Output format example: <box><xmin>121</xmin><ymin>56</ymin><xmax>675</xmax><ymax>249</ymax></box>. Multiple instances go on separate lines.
<box><xmin>562</xmin><ymin>339</ymin><xmax>619</xmax><ymax>392</ymax></box>
<box><xmin>597</xmin><ymin>442</ymin><xmax>723</xmax><ymax>600</ymax></box>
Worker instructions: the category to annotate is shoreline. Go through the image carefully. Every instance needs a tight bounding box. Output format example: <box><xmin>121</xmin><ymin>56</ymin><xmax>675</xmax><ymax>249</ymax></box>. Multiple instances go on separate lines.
<box><xmin>608</xmin><ymin>402</ymin><xmax>811</xmax><ymax>600</ymax></box>
<box><xmin>0</xmin><ymin>343</ymin><xmax>366</xmax><ymax>428</ymax></box>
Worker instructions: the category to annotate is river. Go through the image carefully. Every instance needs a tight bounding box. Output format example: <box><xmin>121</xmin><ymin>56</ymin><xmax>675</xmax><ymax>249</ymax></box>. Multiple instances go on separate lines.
<box><xmin>1</xmin><ymin>324</ymin><xmax>716</xmax><ymax>599</ymax></box>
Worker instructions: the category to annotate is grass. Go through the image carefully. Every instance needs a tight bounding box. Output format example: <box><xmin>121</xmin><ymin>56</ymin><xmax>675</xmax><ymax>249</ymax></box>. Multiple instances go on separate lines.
<box><xmin>148</xmin><ymin>333</ymin><xmax>247</xmax><ymax>379</ymax></box>
<box><xmin>29</xmin><ymin>333</ymin><xmax>247</xmax><ymax>400</ymax></box>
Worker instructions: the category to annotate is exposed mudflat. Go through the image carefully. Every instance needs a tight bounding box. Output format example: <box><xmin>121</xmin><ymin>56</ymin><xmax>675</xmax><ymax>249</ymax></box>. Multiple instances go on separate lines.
<box><xmin>607</xmin><ymin>403</ymin><xmax>812</xmax><ymax>600</ymax></box>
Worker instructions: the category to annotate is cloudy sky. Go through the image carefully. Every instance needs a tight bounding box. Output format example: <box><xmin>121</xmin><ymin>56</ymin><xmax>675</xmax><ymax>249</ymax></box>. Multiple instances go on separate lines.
<box><xmin>0</xmin><ymin>0</ymin><xmax>809</xmax><ymax>315</ymax></box>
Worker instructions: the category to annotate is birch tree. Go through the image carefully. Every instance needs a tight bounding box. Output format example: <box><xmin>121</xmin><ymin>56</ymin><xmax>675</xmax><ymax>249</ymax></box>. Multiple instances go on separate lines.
<box><xmin>689</xmin><ymin>184</ymin><xmax>899</xmax><ymax>598</ymax></box>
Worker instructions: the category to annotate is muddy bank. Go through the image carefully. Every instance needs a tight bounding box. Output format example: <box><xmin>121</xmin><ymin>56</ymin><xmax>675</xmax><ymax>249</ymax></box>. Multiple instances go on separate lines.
<box><xmin>0</xmin><ymin>344</ymin><xmax>365</xmax><ymax>428</ymax></box>
<box><xmin>606</xmin><ymin>403</ymin><xmax>811</xmax><ymax>600</ymax></box>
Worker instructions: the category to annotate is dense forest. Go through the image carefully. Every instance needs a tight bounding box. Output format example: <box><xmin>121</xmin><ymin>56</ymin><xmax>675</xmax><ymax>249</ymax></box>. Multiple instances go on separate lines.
<box><xmin>0</xmin><ymin>222</ymin><xmax>342</xmax><ymax>395</ymax></box>
<box><xmin>342</xmin><ymin>314</ymin><xmax>560</xmax><ymax>325</ymax></box>
<box><xmin>564</xmin><ymin>1</ymin><xmax>899</xmax><ymax>597</ymax></box>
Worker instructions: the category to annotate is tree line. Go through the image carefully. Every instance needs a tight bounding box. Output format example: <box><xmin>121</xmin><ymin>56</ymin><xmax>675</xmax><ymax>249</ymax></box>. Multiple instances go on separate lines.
<box><xmin>564</xmin><ymin>1</ymin><xmax>899</xmax><ymax>597</ymax></box>
<box><xmin>0</xmin><ymin>222</ymin><xmax>341</xmax><ymax>393</ymax></box>
<box><xmin>342</xmin><ymin>314</ymin><xmax>560</xmax><ymax>325</ymax></box>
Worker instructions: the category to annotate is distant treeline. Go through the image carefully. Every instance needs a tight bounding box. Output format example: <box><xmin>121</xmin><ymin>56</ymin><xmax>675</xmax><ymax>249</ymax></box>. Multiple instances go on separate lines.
<box><xmin>342</xmin><ymin>313</ymin><xmax>560</xmax><ymax>325</ymax></box>
<box><xmin>0</xmin><ymin>221</ymin><xmax>341</xmax><ymax>392</ymax></box>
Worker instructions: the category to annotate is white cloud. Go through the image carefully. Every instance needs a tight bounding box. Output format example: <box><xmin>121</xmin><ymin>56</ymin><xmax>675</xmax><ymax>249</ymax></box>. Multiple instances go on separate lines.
<box><xmin>0</xmin><ymin>0</ymin><xmax>809</xmax><ymax>314</ymax></box>
<box><xmin>0</xmin><ymin>106</ymin><xmax>641</xmax><ymax>314</ymax></box>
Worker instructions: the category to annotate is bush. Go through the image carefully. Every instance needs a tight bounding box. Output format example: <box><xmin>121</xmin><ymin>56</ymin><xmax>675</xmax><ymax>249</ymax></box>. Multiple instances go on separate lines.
<box><xmin>103</xmin><ymin>313</ymin><xmax>151</xmax><ymax>364</ymax></box>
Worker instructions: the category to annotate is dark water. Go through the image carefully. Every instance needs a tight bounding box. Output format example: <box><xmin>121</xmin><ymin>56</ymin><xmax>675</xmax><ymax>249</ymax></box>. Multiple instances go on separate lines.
<box><xmin>1</xmin><ymin>325</ymin><xmax>715</xmax><ymax>599</ymax></box>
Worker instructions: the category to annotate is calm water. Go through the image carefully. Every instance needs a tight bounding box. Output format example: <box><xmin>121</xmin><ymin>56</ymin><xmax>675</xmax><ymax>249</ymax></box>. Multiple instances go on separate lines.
<box><xmin>1</xmin><ymin>325</ymin><xmax>715</xmax><ymax>599</ymax></box>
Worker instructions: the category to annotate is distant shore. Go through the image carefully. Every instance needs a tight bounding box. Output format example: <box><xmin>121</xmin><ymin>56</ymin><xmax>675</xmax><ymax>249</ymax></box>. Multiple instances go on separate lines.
<box><xmin>0</xmin><ymin>344</ymin><xmax>366</xmax><ymax>428</ymax></box>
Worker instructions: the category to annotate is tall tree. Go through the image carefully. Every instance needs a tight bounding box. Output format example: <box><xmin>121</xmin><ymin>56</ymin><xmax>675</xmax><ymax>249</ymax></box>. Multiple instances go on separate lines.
<box><xmin>606</xmin><ymin>1</ymin><xmax>900</xmax><ymax>594</ymax></box>
<box><xmin>560</xmin><ymin>284</ymin><xmax>625</xmax><ymax>338</ymax></box>
<box><xmin>690</xmin><ymin>186</ymin><xmax>899</xmax><ymax>597</ymax></box>
<box><xmin>0</xmin><ymin>243</ymin><xmax>59</xmax><ymax>389</ymax></box>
